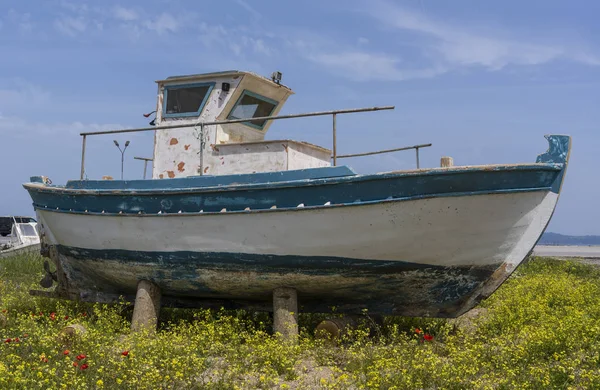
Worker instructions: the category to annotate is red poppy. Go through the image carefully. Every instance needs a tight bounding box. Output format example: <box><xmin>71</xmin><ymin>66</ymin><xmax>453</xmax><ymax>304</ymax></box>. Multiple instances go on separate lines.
<box><xmin>80</xmin><ymin>363</ymin><xmax>89</xmax><ymax>370</ymax></box>
<box><xmin>14</xmin><ymin>337</ymin><xmax>20</xmax><ymax>343</ymax></box>
<box><xmin>415</xmin><ymin>328</ymin><xmax>422</xmax><ymax>334</ymax></box>
<box><xmin>39</xmin><ymin>312</ymin><xmax>43</xmax><ymax>316</ymax></box>
<box><xmin>1</xmin><ymin>309</ymin><xmax>6</xmax><ymax>313</ymax></box>
<box><xmin>42</xmin><ymin>357</ymin><xmax>48</xmax><ymax>363</ymax></box>
<box><xmin>63</xmin><ymin>350</ymin><xmax>70</xmax><ymax>355</ymax></box>
<box><xmin>4</xmin><ymin>338</ymin><xmax>11</xmax><ymax>343</ymax></box>
<box><xmin>50</xmin><ymin>312</ymin><xmax>56</xmax><ymax>320</ymax></box>
<box><xmin>121</xmin><ymin>350</ymin><xmax>129</xmax><ymax>357</ymax></box>
<box><xmin>72</xmin><ymin>361</ymin><xmax>78</xmax><ymax>367</ymax></box>
<box><xmin>423</xmin><ymin>334</ymin><xmax>434</xmax><ymax>341</ymax></box>
<box><xmin>64</xmin><ymin>315</ymin><xmax>69</xmax><ymax>320</ymax></box>
<box><xmin>76</xmin><ymin>354</ymin><xmax>86</xmax><ymax>361</ymax></box>
<box><xmin>82</xmin><ymin>313</ymin><xmax>87</xmax><ymax>317</ymax></box>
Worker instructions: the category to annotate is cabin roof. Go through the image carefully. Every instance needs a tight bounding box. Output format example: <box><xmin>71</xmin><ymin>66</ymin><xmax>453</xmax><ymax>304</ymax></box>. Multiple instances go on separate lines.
<box><xmin>155</xmin><ymin>70</ymin><xmax>293</xmax><ymax>92</ymax></box>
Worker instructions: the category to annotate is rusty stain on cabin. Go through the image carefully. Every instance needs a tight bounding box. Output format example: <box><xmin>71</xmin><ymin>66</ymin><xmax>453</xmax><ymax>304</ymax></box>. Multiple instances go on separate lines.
<box><xmin>169</xmin><ymin>138</ymin><xmax>178</xmax><ymax>145</ymax></box>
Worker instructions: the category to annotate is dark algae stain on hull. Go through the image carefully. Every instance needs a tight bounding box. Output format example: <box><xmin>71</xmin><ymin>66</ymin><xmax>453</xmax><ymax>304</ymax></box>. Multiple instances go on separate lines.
<box><xmin>56</xmin><ymin>246</ymin><xmax>501</xmax><ymax>317</ymax></box>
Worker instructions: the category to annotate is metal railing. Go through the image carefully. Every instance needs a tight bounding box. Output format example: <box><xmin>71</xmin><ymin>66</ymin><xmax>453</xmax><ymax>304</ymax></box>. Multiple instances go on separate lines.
<box><xmin>79</xmin><ymin>105</ymin><xmax>431</xmax><ymax>179</ymax></box>
<box><xmin>133</xmin><ymin>157</ymin><xmax>153</xmax><ymax>179</ymax></box>
<box><xmin>338</xmin><ymin>143</ymin><xmax>432</xmax><ymax>169</ymax></box>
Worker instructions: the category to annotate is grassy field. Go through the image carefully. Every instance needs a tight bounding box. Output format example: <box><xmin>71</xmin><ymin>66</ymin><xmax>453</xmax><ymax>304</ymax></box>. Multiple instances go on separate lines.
<box><xmin>1</xmin><ymin>254</ymin><xmax>600</xmax><ymax>389</ymax></box>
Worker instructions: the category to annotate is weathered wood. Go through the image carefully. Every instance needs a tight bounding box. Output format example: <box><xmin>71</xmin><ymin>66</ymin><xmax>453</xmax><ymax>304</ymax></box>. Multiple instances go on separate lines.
<box><xmin>441</xmin><ymin>156</ymin><xmax>454</xmax><ymax>167</ymax></box>
<box><xmin>272</xmin><ymin>287</ymin><xmax>298</xmax><ymax>342</ymax></box>
<box><xmin>131</xmin><ymin>280</ymin><xmax>161</xmax><ymax>333</ymax></box>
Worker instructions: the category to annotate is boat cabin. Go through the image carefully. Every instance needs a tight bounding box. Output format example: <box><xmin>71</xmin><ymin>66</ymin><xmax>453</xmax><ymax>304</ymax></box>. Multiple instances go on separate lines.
<box><xmin>152</xmin><ymin>70</ymin><xmax>332</xmax><ymax>179</ymax></box>
<box><xmin>0</xmin><ymin>217</ymin><xmax>39</xmax><ymax>252</ymax></box>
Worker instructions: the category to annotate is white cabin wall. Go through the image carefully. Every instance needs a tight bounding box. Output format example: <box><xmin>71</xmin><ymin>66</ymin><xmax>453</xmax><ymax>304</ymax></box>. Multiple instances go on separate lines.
<box><xmin>206</xmin><ymin>143</ymin><xmax>288</xmax><ymax>176</ymax></box>
<box><xmin>152</xmin><ymin>75</ymin><xmax>242</xmax><ymax>179</ymax></box>
<box><xmin>287</xmin><ymin>143</ymin><xmax>331</xmax><ymax>170</ymax></box>
<box><xmin>152</xmin><ymin>71</ymin><xmax>295</xmax><ymax>179</ymax></box>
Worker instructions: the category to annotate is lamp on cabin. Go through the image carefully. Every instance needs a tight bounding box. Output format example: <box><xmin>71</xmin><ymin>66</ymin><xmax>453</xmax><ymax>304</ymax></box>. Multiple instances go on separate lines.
<box><xmin>271</xmin><ymin>71</ymin><xmax>282</xmax><ymax>84</ymax></box>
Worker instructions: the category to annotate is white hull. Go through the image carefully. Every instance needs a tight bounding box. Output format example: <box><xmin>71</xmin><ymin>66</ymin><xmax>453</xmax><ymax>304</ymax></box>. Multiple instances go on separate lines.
<box><xmin>40</xmin><ymin>190</ymin><xmax>557</xmax><ymax>268</ymax></box>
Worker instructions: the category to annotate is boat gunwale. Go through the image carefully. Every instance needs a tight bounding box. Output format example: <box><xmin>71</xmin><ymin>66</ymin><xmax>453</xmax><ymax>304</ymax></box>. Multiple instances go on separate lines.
<box><xmin>23</xmin><ymin>162</ymin><xmax>563</xmax><ymax>196</ymax></box>
<box><xmin>32</xmin><ymin>186</ymin><xmax>552</xmax><ymax>217</ymax></box>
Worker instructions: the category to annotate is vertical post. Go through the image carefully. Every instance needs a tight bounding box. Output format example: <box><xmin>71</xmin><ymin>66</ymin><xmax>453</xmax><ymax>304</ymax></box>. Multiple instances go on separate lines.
<box><xmin>80</xmin><ymin>135</ymin><xmax>87</xmax><ymax>180</ymax></box>
<box><xmin>120</xmin><ymin>151</ymin><xmax>125</xmax><ymax>180</ymax></box>
<box><xmin>415</xmin><ymin>147</ymin><xmax>420</xmax><ymax>169</ymax></box>
<box><xmin>273</xmin><ymin>287</ymin><xmax>298</xmax><ymax>343</ymax></box>
<box><xmin>332</xmin><ymin>113</ymin><xmax>337</xmax><ymax>166</ymax></box>
<box><xmin>143</xmin><ymin>161</ymin><xmax>148</xmax><ymax>179</ymax></box>
<box><xmin>199</xmin><ymin>123</ymin><xmax>205</xmax><ymax>175</ymax></box>
<box><xmin>131</xmin><ymin>280</ymin><xmax>161</xmax><ymax>333</ymax></box>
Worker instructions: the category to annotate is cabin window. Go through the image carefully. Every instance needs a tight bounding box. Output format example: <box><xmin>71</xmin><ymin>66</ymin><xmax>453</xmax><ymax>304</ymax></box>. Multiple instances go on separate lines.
<box><xmin>18</xmin><ymin>224</ymin><xmax>37</xmax><ymax>237</ymax></box>
<box><xmin>227</xmin><ymin>90</ymin><xmax>278</xmax><ymax>129</ymax></box>
<box><xmin>163</xmin><ymin>82</ymin><xmax>215</xmax><ymax>118</ymax></box>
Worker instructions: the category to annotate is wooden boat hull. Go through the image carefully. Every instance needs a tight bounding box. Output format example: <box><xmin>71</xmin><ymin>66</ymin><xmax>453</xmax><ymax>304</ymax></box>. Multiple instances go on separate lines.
<box><xmin>24</xmin><ymin>135</ymin><xmax>571</xmax><ymax>317</ymax></box>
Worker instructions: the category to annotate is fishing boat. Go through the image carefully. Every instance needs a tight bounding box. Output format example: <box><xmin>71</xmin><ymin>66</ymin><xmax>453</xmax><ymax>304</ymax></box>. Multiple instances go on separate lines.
<box><xmin>0</xmin><ymin>216</ymin><xmax>40</xmax><ymax>258</ymax></box>
<box><xmin>23</xmin><ymin>70</ymin><xmax>571</xmax><ymax>318</ymax></box>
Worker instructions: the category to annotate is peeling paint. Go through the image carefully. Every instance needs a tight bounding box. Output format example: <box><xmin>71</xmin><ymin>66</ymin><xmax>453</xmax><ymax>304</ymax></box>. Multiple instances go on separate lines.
<box><xmin>169</xmin><ymin>138</ymin><xmax>178</xmax><ymax>145</ymax></box>
<box><xmin>177</xmin><ymin>162</ymin><xmax>185</xmax><ymax>172</ymax></box>
<box><xmin>167</xmin><ymin>171</ymin><xmax>175</xmax><ymax>179</ymax></box>
<box><xmin>184</xmin><ymin>144</ymin><xmax>190</xmax><ymax>150</ymax></box>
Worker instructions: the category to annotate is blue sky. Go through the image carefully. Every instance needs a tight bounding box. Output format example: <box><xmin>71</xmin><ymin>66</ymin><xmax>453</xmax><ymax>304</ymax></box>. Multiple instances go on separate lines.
<box><xmin>1</xmin><ymin>0</ymin><xmax>599</xmax><ymax>235</ymax></box>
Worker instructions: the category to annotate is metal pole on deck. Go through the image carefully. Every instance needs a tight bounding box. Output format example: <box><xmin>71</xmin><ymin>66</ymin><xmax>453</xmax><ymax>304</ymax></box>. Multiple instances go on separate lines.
<box><xmin>332</xmin><ymin>113</ymin><xmax>337</xmax><ymax>166</ymax></box>
<box><xmin>80</xmin><ymin>135</ymin><xmax>87</xmax><ymax>180</ymax></box>
<box><xmin>416</xmin><ymin>147</ymin><xmax>420</xmax><ymax>169</ymax></box>
<box><xmin>199</xmin><ymin>123</ymin><xmax>205</xmax><ymax>175</ymax></box>
<box><xmin>134</xmin><ymin>157</ymin><xmax>153</xmax><ymax>179</ymax></box>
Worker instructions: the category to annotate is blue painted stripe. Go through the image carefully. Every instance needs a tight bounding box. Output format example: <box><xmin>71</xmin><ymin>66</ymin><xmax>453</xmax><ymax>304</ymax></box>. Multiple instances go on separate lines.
<box><xmin>25</xmin><ymin>167</ymin><xmax>559</xmax><ymax>214</ymax></box>
<box><xmin>57</xmin><ymin>246</ymin><xmax>499</xmax><ymax>278</ymax></box>
<box><xmin>37</xmin><ymin>187</ymin><xmax>548</xmax><ymax>216</ymax></box>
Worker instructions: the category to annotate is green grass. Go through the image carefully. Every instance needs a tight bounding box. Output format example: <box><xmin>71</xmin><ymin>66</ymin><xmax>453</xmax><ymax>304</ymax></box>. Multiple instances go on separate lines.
<box><xmin>2</xmin><ymin>254</ymin><xmax>600</xmax><ymax>389</ymax></box>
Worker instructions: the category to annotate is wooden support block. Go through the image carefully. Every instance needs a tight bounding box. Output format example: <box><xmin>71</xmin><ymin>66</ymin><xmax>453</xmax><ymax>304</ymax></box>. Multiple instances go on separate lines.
<box><xmin>131</xmin><ymin>280</ymin><xmax>161</xmax><ymax>333</ymax></box>
<box><xmin>272</xmin><ymin>287</ymin><xmax>298</xmax><ymax>342</ymax></box>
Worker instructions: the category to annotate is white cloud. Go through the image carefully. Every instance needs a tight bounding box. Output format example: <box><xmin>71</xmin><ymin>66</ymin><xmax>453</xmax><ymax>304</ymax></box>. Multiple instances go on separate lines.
<box><xmin>113</xmin><ymin>6</ymin><xmax>138</xmax><ymax>22</ymax></box>
<box><xmin>242</xmin><ymin>37</ymin><xmax>272</xmax><ymax>56</ymax></box>
<box><xmin>366</xmin><ymin>0</ymin><xmax>600</xmax><ymax>70</ymax></box>
<box><xmin>6</xmin><ymin>9</ymin><xmax>34</xmax><ymax>34</ymax></box>
<box><xmin>235</xmin><ymin>0</ymin><xmax>262</xmax><ymax>20</ymax></box>
<box><xmin>0</xmin><ymin>80</ymin><xmax>51</xmax><ymax>113</ymax></box>
<box><xmin>0</xmin><ymin>115</ymin><xmax>125</xmax><ymax>140</ymax></box>
<box><xmin>357</xmin><ymin>37</ymin><xmax>369</xmax><ymax>45</ymax></box>
<box><xmin>308</xmin><ymin>50</ymin><xmax>445</xmax><ymax>81</ymax></box>
<box><xmin>145</xmin><ymin>13</ymin><xmax>179</xmax><ymax>35</ymax></box>
<box><xmin>54</xmin><ymin>16</ymin><xmax>86</xmax><ymax>36</ymax></box>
